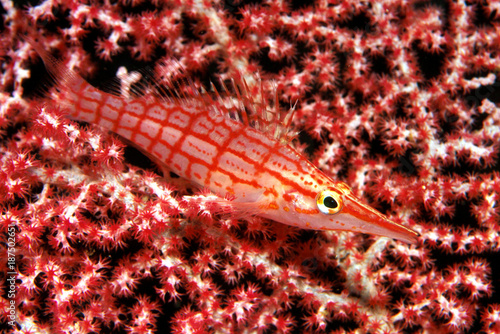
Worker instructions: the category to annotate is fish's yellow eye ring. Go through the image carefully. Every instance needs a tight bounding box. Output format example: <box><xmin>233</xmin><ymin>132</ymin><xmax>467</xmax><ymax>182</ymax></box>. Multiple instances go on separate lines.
<box><xmin>316</xmin><ymin>190</ymin><xmax>343</xmax><ymax>215</ymax></box>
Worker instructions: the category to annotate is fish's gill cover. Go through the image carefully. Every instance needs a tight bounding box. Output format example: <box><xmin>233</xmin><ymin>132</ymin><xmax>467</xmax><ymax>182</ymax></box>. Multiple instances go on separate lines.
<box><xmin>0</xmin><ymin>0</ymin><xmax>499</xmax><ymax>333</ymax></box>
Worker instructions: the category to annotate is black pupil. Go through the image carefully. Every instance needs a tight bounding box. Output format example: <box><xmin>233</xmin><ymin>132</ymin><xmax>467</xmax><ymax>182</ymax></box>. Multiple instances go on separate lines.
<box><xmin>324</xmin><ymin>196</ymin><xmax>338</xmax><ymax>209</ymax></box>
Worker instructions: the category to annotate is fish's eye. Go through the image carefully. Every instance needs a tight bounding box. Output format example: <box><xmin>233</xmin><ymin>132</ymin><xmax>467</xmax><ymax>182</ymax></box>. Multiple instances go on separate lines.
<box><xmin>316</xmin><ymin>190</ymin><xmax>343</xmax><ymax>215</ymax></box>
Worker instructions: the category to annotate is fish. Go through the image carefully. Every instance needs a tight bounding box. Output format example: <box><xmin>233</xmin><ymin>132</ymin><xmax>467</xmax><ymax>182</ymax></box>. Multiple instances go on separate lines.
<box><xmin>26</xmin><ymin>37</ymin><xmax>419</xmax><ymax>244</ymax></box>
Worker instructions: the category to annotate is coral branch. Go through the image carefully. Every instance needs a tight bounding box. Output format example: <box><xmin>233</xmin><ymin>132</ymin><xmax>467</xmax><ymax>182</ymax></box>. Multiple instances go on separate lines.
<box><xmin>0</xmin><ymin>0</ymin><xmax>499</xmax><ymax>333</ymax></box>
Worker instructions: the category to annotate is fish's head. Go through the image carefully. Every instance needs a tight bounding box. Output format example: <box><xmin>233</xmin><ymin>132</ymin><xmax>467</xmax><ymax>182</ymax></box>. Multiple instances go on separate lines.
<box><xmin>265</xmin><ymin>181</ymin><xmax>419</xmax><ymax>244</ymax></box>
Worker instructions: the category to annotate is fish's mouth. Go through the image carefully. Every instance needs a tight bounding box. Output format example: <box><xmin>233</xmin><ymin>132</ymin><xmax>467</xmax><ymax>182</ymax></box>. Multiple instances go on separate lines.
<box><xmin>342</xmin><ymin>194</ymin><xmax>419</xmax><ymax>243</ymax></box>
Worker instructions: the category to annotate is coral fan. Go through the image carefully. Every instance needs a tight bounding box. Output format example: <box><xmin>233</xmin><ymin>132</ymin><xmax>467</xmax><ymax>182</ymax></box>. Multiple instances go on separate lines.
<box><xmin>0</xmin><ymin>0</ymin><xmax>499</xmax><ymax>333</ymax></box>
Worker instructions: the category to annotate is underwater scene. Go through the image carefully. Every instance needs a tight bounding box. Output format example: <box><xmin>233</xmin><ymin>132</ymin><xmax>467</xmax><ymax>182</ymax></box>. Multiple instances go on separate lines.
<box><xmin>0</xmin><ymin>0</ymin><xmax>499</xmax><ymax>333</ymax></box>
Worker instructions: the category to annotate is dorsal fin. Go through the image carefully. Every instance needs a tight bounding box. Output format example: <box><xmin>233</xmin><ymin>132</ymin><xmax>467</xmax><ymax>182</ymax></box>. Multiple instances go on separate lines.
<box><xmin>148</xmin><ymin>59</ymin><xmax>299</xmax><ymax>145</ymax></box>
<box><xmin>209</xmin><ymin>75</ymin><xmax>298</xmax><ymax>144</ymax></box>
<box><xmin>137</xmin><ymin>59</ymin><xmax>201</xmax><ymax>107</ymax></box>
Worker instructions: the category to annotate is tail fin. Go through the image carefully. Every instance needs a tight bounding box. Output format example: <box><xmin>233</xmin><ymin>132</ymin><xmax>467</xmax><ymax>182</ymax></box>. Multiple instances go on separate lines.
<box><xmin>23</xmin><ymin>36</ymin><xmax>82</xmax><ymax>94</ymax></box>
<box><xmin>22</xmin><ymin>36</ymin><xmax>109</xmax><ymax>124</ymax></box>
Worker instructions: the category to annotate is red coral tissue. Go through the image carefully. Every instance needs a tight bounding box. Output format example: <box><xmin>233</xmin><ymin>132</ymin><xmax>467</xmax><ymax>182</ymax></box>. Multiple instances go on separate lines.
<box><xmin>0</xmin><ymin>0</ymin><xmax>499</xmax><ymax>333</ymax></box>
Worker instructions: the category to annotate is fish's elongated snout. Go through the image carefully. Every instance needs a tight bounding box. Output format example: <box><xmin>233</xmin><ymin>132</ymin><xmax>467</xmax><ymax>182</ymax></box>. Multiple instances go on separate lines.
<box><xmin>341</xmin><ymin>195</ymin><xmax>420</xmax><ymax>244</ymax></box>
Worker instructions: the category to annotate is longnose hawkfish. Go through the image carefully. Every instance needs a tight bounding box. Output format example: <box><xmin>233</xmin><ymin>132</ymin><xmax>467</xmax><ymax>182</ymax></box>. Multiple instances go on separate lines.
<box><xmin>27</xmin><ymin>38</ymin><xmax>419</xmax><ymax>244</ymax></box>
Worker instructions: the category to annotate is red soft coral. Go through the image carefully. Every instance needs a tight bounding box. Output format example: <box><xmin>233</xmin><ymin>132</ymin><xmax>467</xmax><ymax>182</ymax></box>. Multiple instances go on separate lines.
<box><xmin>1</xmin><ymin>0</ymin><xmax>499</xmax><ymax>333</ymax></box>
